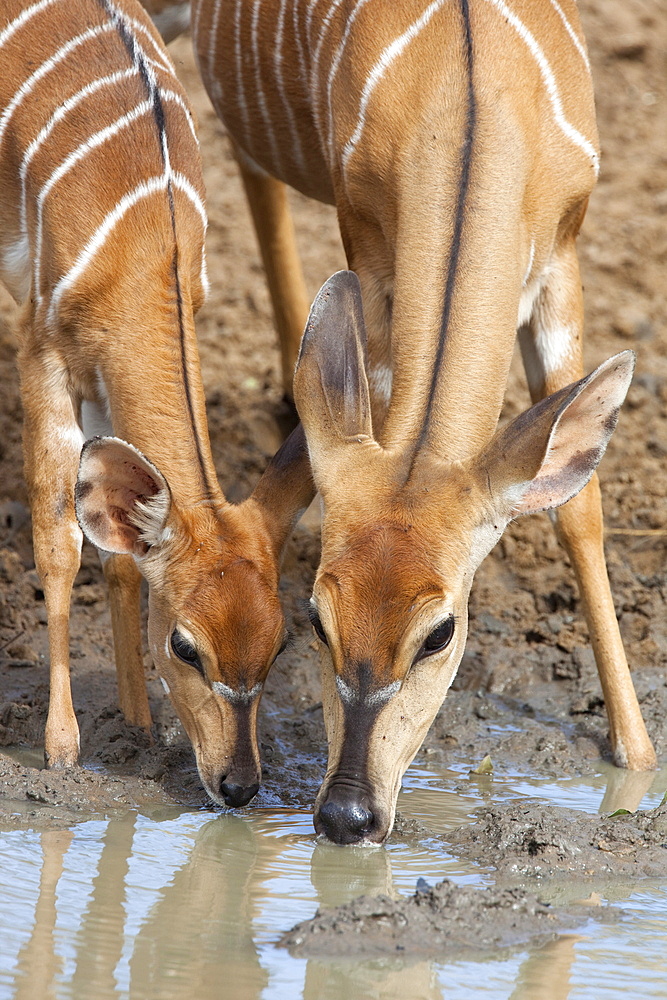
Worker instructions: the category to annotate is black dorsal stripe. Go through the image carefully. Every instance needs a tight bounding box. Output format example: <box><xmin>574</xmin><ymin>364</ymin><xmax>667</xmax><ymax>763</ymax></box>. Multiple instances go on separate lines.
<box><xmin>98</xmin><ymin>0</ymin><xmax>217</xmax><ymax>502</ymax></box>
<box><xmin>408</xmin><ymin>0</ymin><xmax>476</xmax><ymax>473</ymax></box>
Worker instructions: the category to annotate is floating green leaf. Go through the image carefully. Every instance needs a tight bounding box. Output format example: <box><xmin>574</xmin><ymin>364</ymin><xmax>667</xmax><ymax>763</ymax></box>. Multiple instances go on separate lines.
<box><xmin>471</xmin><ymin>755</ymin><xmax>493</xmax><ymax>775</ymax></box>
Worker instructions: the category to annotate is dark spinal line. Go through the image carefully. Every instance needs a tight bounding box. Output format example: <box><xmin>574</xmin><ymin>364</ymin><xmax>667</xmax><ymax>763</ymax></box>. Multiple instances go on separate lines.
<box><xmin>408</xmin><ymin>0</ymin><xmax>476</xmax><ymax>473</ymax></box>
<box><xmin>98</xmin><ymin>0</ymin><xmax>216</xmax><ymax>501</ymax></box>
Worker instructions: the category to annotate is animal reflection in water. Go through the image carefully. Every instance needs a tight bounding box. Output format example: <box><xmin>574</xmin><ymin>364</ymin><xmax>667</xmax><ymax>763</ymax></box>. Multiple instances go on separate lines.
<box><xmin>8</xmin><ymin>811</ymin><xmax>589</xmax><ymax>1000</ymax></box>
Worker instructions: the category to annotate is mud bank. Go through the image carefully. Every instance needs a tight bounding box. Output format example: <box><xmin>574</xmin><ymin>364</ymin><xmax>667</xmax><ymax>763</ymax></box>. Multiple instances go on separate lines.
<box><xmin>279</xmin><ymin>880</ymin><xmax>605</xmax><ymax>959</ymax></box>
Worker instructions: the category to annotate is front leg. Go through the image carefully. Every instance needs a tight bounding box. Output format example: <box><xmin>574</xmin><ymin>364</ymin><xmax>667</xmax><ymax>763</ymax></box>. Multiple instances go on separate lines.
<box><xmin>18</xmin><ymin>340</ymin><xmax>83</xmax><ymax>767</ymax></box>
<box><xmin>518</xmin><ymin>240</ymin><xmax>656</xmax><ymax>770</ymax></box>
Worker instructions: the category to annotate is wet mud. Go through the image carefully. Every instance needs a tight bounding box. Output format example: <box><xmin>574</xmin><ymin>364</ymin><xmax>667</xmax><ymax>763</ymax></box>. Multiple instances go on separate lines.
<box><xmin>279</xmin><ymin>880</ymin><xmax>597</xmax><ymax>959</ymax></box>
<box><xmin>0</xmin><ymin>0</ymin><xmax>665</xmax><ymax>960</ymax></box>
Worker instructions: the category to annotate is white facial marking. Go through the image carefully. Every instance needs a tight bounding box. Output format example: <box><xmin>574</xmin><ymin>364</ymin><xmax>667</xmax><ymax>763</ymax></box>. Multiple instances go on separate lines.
<box><xmin>335</xmin><ymin>674</ymin><xmax>401</xmax><ymax>708</ymax></box>
<box><xmin>164</xmin><ymin>636</ymin><xmax>172</xmax><ymax>658</ymax></box>
<box><xmin>212</xmin><ymin>681</ymin><xmax>263</xmax><ymax>705</ymax></box>
<box><xmin>160</xmin><ymin>676</ymin><xmax>171</xmax><ymax>695</ymax></box>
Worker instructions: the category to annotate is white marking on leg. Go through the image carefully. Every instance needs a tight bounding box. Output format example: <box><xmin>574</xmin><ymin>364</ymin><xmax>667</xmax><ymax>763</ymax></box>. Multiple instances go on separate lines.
<box><xmin>482</xmin><ymin>0</ymin><xmax>599</xmax><ymax>174</ymax></box>
<box><xmin>548</xmin><ymin>0</ymin><xmax>589</xmax><ymax>70</ymax></box>
<box><xmin>523</xmin><ymin>240</ymin><xmax>535</xmax><ymax>287</ymax></box>
<box><xmin>212</xmin><ymin>681</ymin><xmax>263</xmax><ymax>704</ymax></box>
<box><xmin>1</xmin><ymin>235</ymin><xmax>31</xmax><ymax>300</ymax></box>
<box><xmin>341</xmin><ymin>0</ymin><xmax>447</xmax><ymax>177</ymax></box>
<box><xmin>326</xmin><ymin>0</ymin><xmax>373</xmax><ymax>164</ymax></box>
<box><xmin>369</xmin><ymin>364</ymin><xmax>393</xmax><ymax>404</ymax></box>
<box><xmin>80</xmin><ymin>399</ymin><xmax>112</xmax><ymax>439</ymax></box>
<box><xmin>0</xmin><ymin>23</ymin><xmax>116</xmax><ymax>153</ymax></box>
<box><xmin>534</xmin><ymin>323</ymin><xmax>576</xmax><ymax>374</ymax></box>
<box><xmin>274</xmin><ymin>0</ymin><xmax>306</xmax><ymax>173</ymax></box>
<box><xmin>517</xmin><ymin>275</ymin><xmax>542</xmax><ymax>327</ymax></box>
<box><xmin>56</xmin><ymin>424</ymin><xmax>85</xmax><ymax>451</ymax></box>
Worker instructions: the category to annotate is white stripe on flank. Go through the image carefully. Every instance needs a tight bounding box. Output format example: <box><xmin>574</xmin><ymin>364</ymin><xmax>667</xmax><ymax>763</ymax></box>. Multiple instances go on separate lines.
<box><xmin>326</xmin><ymin>0</ymin><xmax>373</xmax><ymax>164</ymax></box>
<box><xmin>482</xmin><ymin>0</ymin><xmax>598</xmax><ymax>173</ymax></box>
<box><xmin>234</xmin><ymin>0</ymin><xmax>250</xmax><ymax>140</ymax></box>
<box><xmin>20</xmin><ymin>68</ymin><xmax>139</xmax><ymax>235</ymax></box>
<box><xmin>292</xmin><ymin>0</ymin><xmax>307</xmax><ymax>85</ymax></box>
<box><xmin>251</xmin><ymin>0</ymin><xmax>281</xmax><ymax>170</ymax></box>
<box><xmin>0</xmin><ymin>23</ymin><xmax>115</xmax><ymax>151</ymax></box>
<box><xmin>341</xmin><ymin>0</ymin><xmax>447</xmax><ymax>176</ymax></box>
<box><xmin>48</xmin><ymin>171</ymin><xmax>207</xmax><ymax>324</ymax></box>
<box><xmin>310</xmin><ymin>0</ymin><xmax>345</xmax><ymax>155</ymax></box>
<box><xmin>0</xmin><ymin>0</ymin><xmax>63</xmax><ymax>51</ymax></box>
<box><xmin>275</xmin><ymin>0</ymin><xmax>306</xmax><ymax>172</ymax></box>
<box><xmin>34</xmin><ymin>101</ymin><xmax>154</xmax><ymax>303</ymax></box>
<box><xmin>127</xmin><ymin>17</ymin><xmax>174</xmax><ymax>74</ymax></box>
<box><xmin>548</xmin><ymin>0</ymin><xmax>589</xmax><ymax>69</ymax></box>
<box><xmin>207</xmin><ymin>0</ymin><xmax>223</xmax><ymax>99</ymax></box>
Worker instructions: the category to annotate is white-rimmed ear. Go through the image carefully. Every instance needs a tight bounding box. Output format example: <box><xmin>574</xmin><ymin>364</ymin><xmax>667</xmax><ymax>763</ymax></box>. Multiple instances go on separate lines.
<box><xmin>75</xmin><ymin>437</ymin><xmax>171</xmax><ymax>556</ymax></box>
<box><xmin>293</xmin><ymin>271</ymin><xmax>379</xmax><ymax>486</ymax></box>
<box><xmin>480</xmin><ymin>352</ymin><xmax>635</xmax><ymax>517</ymax></box>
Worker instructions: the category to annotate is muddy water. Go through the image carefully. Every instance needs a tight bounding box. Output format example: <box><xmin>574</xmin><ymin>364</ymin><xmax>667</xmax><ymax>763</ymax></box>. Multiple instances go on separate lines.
<box><xmin>0</xmin><ymin>763</ymin><xmax>665</xmax><ymax>1000</ymax></box>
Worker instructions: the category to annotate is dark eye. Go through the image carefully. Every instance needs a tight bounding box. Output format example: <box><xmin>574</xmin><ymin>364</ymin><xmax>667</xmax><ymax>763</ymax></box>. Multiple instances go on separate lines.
<box><xmin>419</xmin><ymin>617</ymin><xmax>455</xmax><ymax>660</ymax></box>
<box><xmin>307</xmin><ymin>605</ymin><xmax>329</xmax><ymax>646</ymax></box>
<box><xmin>171</xmin><ymin>629</ymin><xmax>205</xmax><ymax>675</ymax></box>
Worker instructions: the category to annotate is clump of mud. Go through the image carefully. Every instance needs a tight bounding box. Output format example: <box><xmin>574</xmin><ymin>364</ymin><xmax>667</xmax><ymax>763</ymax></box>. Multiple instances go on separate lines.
<box><xmin>0</xmin><ymin>753</ymin><xmax>175</xmax><ymax>829</ymax></box>
<box><xmin>279</xmin><ymin>879</ymin><xmax>596</xmax><ymax>958</ymax></box>
<box><xmin>447</xmin><ymin>798</ymin><xmax>667</xmax><ymax>877</ymax></box>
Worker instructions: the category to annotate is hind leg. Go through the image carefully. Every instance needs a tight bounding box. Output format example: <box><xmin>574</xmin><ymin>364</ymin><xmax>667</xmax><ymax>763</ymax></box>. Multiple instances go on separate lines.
<box><xmin>519</xmin><ymin>240</ymin><xmax>655</xmax><ymax>770</ymax></box>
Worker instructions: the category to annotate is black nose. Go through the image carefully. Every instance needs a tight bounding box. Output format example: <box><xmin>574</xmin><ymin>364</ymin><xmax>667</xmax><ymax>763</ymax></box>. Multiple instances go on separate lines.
<box><xmin>316</xmin><ymin>786</ymin><xmax>375</xmax><ymax>844</ymax></box>
<box><xmin>219</xmin><ymin>779</ymin><xmax>260</xmax><ymax>808</ymax></box>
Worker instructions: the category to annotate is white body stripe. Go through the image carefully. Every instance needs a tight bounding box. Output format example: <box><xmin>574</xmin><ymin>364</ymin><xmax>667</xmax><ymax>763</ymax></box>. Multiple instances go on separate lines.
<box><xmin>48</xmin><ymin>169</ymin><xmax>207</xmax><ymax>324</ymax></box>
<box><xmin>341</xmin><ymin>0</ymin><xmax>447</xmax><ymax>176</ymax></box>
<box><xmin>482</xmin><ymin>0</ymin><xmax>598</xmax><ymax>173</ymax></box>
<box><xmin>325</xmin><ymin>0</ymin><xmax>373</xmax><ymax>164</ymax></box>
<box><xmin>234</xmin><ymin>0</ymin><xmax>250</xmax><ymax>142</ymax></box>
<box><xmin>19</xmin><ymin>67</ymin><xmax>139</xmax><ymax>235</ymax></box>
<box><xmin>207</xmin><ymin>0</ymin><xmax>223</xmax><ymax>101</ymax></box>
<box><xmin>251</xmin><ymin>0</ymin><xmax>280</xmax><ymax>169</ymax></box>
<box><xmin>548</xmin><ymin>0</ymin><xmax>589</xmax><ymax>69</ymax></box>
<box><xmin>0</xmin><ymin>23</ymin><xmax>116</xmax><ymax>152</ymax></box>
<box><xmin>0</xmin><ymin>0</ymin><xmax>63</xmax><ymax>51</ymax></box>
<box><xmin>34</xmin><ymin>100</ymin><xmax>154</xmax><ymax>303</ymax></box>
<box><xmin>274</xmin><ymin>0</ymin><xmax>305</xmax><ymax>172</ymax></box>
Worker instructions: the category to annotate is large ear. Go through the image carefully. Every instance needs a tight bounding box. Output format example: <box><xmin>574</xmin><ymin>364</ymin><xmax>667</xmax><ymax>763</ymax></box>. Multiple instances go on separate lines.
<box><xmin>480</xmin><ymin>352</ymin><xmax>635</xmax><ymax>517</ymax></box>
<box><xmin>293</xmin><ymin>271</ymin><xmax>379</xmax><ymax>484</ymax></box>
<box><xmin>248</xmin><ymin>423</ymin><xmax>315</xmax><ymax>557</ymax></box>
<box><xmin>75</xmin><ymin>437</ymin><xmax>171</xmax><ymax>555</ymax></box>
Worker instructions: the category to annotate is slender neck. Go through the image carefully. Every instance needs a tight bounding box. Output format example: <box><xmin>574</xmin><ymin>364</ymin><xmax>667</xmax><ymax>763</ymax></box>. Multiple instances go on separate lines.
<box><xmin>96</xmin><ymin>271</ymin><xmax>222</xmax><ymax>509</ymax></box>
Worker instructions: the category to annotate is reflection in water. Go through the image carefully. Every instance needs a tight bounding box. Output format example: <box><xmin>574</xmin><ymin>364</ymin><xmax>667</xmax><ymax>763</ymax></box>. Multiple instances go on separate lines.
<box><xmin>1</xmin><ymin>756</ymin><xmax>666</xmax><ymax>1000</ymax></box>
<box><xmin>509</xmin><ymin>936</ymin><xmax>579</xmax><ymax>1000</ymax></box>
<box><xmin>598</xmin><ymin>765</ymin><xmax>657</xmax><ymax>815</ymax></box>
<box><xmin>14</xmin><ymin>829</ymin><xmax>74</xmax><ymax>1000</ymax></box>
<box><xmin>129</xmin><ymin>816</ymin><xmax>268</xmax><ymax>1000</ymax></box>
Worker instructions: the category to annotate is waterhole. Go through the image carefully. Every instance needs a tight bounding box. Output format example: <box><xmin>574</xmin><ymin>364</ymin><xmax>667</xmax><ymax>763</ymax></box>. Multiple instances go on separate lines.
<box><xmin>0</xmin><ymin>761</ymin><xmax>665</xmax><ymax>999</ymax></box>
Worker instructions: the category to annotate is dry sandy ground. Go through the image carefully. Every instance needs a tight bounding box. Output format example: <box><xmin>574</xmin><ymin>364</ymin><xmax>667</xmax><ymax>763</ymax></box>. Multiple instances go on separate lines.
<box><xmin>0</xmin><ymin>1</ymin><xmax>665</xmax><ymax>942</ymax></box>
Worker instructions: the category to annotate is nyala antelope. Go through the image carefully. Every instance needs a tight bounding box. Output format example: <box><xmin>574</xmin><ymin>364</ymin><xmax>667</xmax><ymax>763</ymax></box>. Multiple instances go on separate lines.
<box><xmin>0</xmin><ymin>0</ymin><xmax>310</xmax><ymax>805</ymax></box>
<box><xmin>193</xmin><ymin>0</ymin><xmax>656</xmax><ymax>842</ymax></box>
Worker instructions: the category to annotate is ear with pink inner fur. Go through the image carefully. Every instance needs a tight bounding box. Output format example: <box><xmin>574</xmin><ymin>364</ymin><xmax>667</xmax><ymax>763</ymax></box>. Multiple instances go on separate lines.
<box><xmin>481</xmin><ymin>351</ymin><xmax>635</xmax><ymax>517</ymax></box>
<box><xmin>75</xmin><ymin>437</ymin><xmax>171</xmax><ymax>556</ymax></box>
